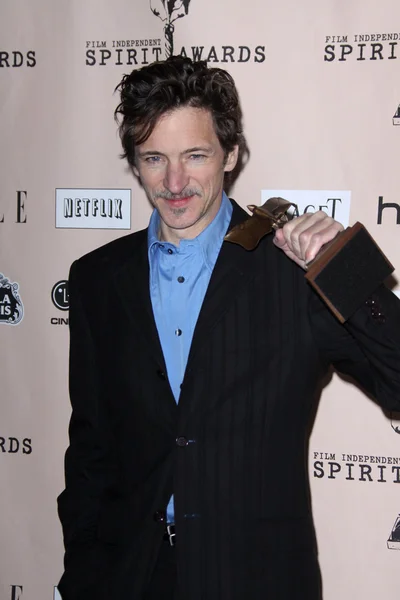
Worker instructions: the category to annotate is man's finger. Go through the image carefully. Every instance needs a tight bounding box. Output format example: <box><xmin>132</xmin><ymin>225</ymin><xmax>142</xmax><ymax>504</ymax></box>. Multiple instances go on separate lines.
<box><xmin>304</xmin><ymin>222</ymin><xmax>343</xmax><ymax>263</ymax></box>
<box><xmin>273</xmin><ymin>228</ymin><xmax>286</xmax><ymax>248</ymax></box>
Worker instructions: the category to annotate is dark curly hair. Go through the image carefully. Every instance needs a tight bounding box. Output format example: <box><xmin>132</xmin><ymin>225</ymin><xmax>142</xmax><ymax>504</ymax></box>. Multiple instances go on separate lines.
<box><xmin>114</xmin><ymin>56</ymin><xmax>247</xmax><ymax>171</ymax></box>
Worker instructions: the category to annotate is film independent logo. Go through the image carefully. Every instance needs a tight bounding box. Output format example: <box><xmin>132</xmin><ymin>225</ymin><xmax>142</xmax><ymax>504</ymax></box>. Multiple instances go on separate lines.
<box><xmin>150</xmin><ymin>0</ymin><xmax>191</xmax><ymax>57</ymax></box>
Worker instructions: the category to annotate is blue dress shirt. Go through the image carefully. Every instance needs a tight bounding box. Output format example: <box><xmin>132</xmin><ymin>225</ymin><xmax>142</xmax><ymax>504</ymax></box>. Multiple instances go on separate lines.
<box><xmin>148</xmin><ymin>192</ymin><xmax>233</xmax><ymax>522</ymax></box>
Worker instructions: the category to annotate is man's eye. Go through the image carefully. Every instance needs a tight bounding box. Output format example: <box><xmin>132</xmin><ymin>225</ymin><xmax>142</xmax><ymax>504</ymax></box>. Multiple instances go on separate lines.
<box><xmin>145</xmin><ymin>156</ymin><xmax>162</xmax><ymax>163</ymax></box>
<box><xmin>189</xmin><ymin>154</ymin><xmax>206</xmax><ymax>160</ymax></box>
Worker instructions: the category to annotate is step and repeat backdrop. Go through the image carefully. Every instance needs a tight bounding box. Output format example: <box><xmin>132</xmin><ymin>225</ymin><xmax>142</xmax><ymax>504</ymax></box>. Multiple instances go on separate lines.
<box><xmin>1</xmin><ymin>1</ymin><xmax>399</xmax><ymax>598</ymax></box>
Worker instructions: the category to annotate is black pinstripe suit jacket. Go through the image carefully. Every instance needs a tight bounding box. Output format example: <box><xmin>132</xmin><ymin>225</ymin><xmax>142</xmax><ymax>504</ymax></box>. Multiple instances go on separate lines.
<box><xmin>58</xmin><ymin>200</ymin><xmax>400</xmax><ymax>600</ymax></box>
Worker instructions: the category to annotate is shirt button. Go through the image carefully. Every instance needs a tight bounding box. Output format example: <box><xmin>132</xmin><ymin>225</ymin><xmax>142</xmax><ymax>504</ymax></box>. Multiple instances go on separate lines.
<box><xmin>176</xmin><ymin>436</ymin><xmax>188</xmax><ymax>447</ymax></box>
<box><xmin>175</xmin><ymin>329</ymin><xmax>182</xmax><ymax>336</ymax></box>
<box><xmin>177</xmin><ymin>276</ymin><xmax>185</xmax><ymax>283</ymax></box>
<box><xmin>167</xmin><ymin>248</ymin><xmax>173</xmax><ymax>255</ymax></box>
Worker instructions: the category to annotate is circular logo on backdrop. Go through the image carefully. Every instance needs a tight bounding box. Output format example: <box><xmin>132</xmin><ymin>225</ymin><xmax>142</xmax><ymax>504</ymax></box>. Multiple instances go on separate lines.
<box><xmin>51</xmin><ymin>280</ymin><xmax>69</xmax><ymax>311</ymax></box>
<box><xmin>0</xmin><ymin>273</ymin><xmax>24</xmax><ymax>325</ymax></box>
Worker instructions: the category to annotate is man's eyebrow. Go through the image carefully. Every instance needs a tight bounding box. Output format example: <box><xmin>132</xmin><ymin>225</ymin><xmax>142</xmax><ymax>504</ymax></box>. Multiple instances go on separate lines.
<box><xmin>137</xmin><ymin>150</ymin><xmax>165</xmax><ymax>158</ymax></box>
<box><xmin>184</xmin><ymin>146</ymin><xmax>213</xmax><ymax>154</ymax></box>
<box><xmin>138</xmin><ymin>146</ymin><xmax>214</xmax><ymax>158</ymax></box>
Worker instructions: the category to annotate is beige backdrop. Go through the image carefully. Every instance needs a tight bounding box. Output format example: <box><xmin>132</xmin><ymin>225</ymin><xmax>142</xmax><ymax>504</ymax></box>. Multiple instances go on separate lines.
<box><xmin>0</xmin><ymin>1</ymin><xmax>399</xmax><ymax>598</ymax></box>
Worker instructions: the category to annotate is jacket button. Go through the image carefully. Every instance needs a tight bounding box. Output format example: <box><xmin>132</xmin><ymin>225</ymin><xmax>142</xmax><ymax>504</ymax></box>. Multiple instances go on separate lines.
<box><xmin>153</xmin><ymin>510</ymin><xmax>166</xmax><ymax>523</ymax></box>
<box><xmin>176</xmin><ymin>436</ymin><xmax>188</xmax><ymax>447</ymax></box>
<box><xmin>157</xmin><ymin>369</ymin><xmax>167</xmax><ymax>380</ymax></box>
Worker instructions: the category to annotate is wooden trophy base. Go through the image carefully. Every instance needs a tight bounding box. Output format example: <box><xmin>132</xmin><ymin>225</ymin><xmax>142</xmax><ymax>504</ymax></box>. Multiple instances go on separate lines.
<box><xmin>305</xmin><ymin>222</ymin><xmax>394</xmax><ymax>323</ymax></box>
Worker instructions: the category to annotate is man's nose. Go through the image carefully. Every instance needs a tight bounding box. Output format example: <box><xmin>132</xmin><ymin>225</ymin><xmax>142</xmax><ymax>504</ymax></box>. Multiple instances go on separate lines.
<box><xmin>164</xmin><ymin>161</ymin><xmax>189</xmax><ymax>195</ymax></box>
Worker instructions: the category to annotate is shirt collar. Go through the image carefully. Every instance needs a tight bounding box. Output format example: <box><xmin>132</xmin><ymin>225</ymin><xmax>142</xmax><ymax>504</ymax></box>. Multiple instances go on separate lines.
<box><xmin>148</xmin><ymin>191</ymin><xmax>233</xmax><ymax>269</ymax></box>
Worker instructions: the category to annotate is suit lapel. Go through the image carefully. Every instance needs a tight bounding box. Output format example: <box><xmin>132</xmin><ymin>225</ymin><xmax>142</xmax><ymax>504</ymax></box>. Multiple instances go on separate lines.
<box><xmin>113</xmin><ymin>233</ymin><xmax>177</xmax><ymax>420</ymax></box>
<box><xmin>185</xmin><ymin>201</ymin><xmax>259</xmax><ymax>373</ymax></box>
<box><xmin>114</xmin><ymin>236</ymin><xmax>162</xmax><ymax>360</ymax></box>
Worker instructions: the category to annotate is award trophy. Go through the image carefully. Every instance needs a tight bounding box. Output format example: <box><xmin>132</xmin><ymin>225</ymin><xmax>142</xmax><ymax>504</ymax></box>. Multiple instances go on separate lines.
<box><xmin>224</xmin><ymin>197</ymin><xmax>394</xmax><ymax>323</ymax></box>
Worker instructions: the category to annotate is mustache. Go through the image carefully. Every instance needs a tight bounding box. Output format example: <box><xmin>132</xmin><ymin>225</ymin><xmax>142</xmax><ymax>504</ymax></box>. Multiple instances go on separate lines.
<box><xmin>155</xmin><ymin>188</ymin><xmax>201</xmax><ymax>200</ymax></box>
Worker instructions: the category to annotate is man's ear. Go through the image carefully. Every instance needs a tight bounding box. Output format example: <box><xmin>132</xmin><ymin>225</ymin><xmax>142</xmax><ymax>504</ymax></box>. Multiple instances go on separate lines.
<box><xmin>132</xmin><ymin>165</ymin><xmax>139</xmax><ymax>178</ymax></box>
<box><xmin>224</xmin><ymin>145</ymin><xmax>239</xmax><ymax>173</ymax></box>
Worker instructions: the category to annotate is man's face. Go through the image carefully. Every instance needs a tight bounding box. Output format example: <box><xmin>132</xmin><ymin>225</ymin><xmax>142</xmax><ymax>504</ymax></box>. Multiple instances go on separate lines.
<box><xmin>133</xmin><ymin>106</ymin><xmax>238</xmax><ymax>243</ymax></box>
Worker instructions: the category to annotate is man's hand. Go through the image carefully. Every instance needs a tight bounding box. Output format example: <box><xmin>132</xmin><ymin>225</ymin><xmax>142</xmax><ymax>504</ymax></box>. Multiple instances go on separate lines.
<box><xmin>273</xmin><ymin>211</ymin><xmax>344</xmax><ymax>270</ymax></box>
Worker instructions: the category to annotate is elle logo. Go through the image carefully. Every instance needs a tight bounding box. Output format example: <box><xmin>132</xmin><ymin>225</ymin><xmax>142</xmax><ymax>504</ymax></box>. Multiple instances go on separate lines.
<box><xmin>10</xmin><ymin>587</ymin><xmax>23</xmax><ymax>600</ymax></box>
<box><xmin>0</xmin><ymin>191</ymin><xmax>28</xmax><ymax>223</ymax></box>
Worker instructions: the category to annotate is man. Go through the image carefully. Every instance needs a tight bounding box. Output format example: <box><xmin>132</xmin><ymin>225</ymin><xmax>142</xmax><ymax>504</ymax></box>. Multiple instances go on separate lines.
<box><xmin>57</xmin><ymin>56</ymin><xmax>400</xmax><ymax>600</ymax></box>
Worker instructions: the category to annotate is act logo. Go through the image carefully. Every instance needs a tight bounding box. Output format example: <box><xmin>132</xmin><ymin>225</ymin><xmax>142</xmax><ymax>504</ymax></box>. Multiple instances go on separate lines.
<box><xmin>0</xmin><ymin>273</ymin><xmax>24</xmax><ymax>325</ymax></box>
<box><xmin>261</xmin><ymin>190</ymin><xmax>351</xmax><ymax>227</ymax></box>
<box><xmin>150</xmin><ymin>0</ymin><xmax>191</xmax><ymax>57</ymax></box>
<box><xmin>393</xmin><ymin>104</ymin><xmax>400</xmax><ymax>126</ymax></box>
<box><xmin>387</xmin><ymin>515</ymin><xmax>400</xmax><ymax>550</ymax></box>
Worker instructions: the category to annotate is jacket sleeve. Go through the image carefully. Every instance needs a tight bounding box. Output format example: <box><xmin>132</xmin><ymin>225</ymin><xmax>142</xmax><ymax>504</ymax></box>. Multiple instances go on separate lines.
<box><xmin>57</xmin><ymin>260</ymin><xmax>118</xmax><ymax>589</ymax></box>
<box><xmin>309</xmin><ymin>282</ymin><xmax>400</xmax><ymax>411</ymax></box>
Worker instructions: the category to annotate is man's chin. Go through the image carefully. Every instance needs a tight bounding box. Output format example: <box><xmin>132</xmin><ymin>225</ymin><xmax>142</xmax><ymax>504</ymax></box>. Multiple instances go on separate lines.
<box><xmin>158</xmin><ymin>212</ymin><xmax>205</xmax><ymax>238</ymax></box>
<box><xmin>163</xmin><ymin>218</ymin><xmax>198</xmax><ymax>232</ymax></box>
<box><xmin>159</xmin><ymin>204</ymin><xmax>197</xmax><ymax>228</ymax></box>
